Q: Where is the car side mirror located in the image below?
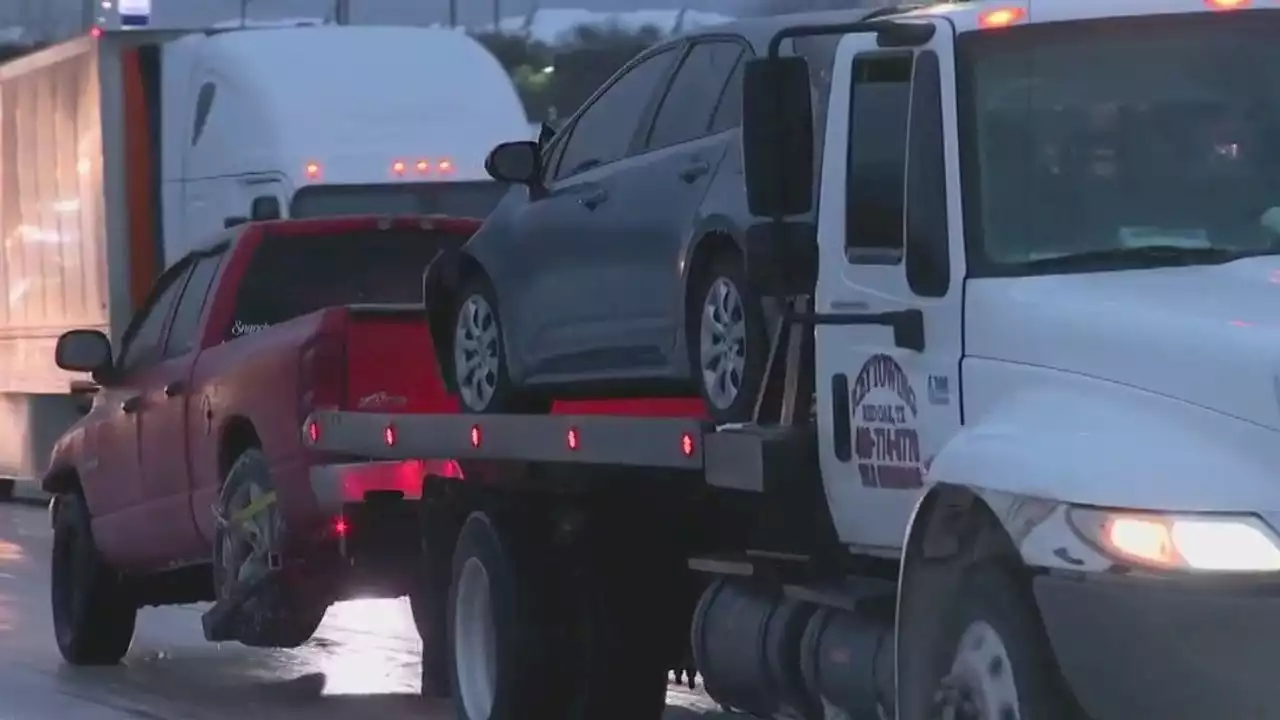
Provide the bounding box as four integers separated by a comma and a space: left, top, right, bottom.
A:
55, 329, 113, 376
742, 56, 815, 217
224, 216, 248, 229
485, 141, 541, 185
250, 195, 282, 221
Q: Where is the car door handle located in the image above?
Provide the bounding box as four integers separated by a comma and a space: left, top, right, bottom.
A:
579, 188, 608, 210
121, 395, 143, 414
679, 161, 711, 183
164, 380, 188, 397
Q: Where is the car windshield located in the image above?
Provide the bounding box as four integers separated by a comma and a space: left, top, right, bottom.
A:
961, 12, 1280, 271
290, 181, 509, 220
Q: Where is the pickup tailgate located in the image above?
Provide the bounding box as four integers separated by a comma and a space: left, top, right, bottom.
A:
339, 304, 457, 414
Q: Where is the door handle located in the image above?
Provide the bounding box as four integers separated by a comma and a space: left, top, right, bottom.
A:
578, 188, 609, 210
678, 161, 710, 183
121, 395, 143, 414
164, 380, 188, 397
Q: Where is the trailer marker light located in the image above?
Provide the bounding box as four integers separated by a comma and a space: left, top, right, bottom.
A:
979, 7, 1025, 27
334, 517, 349, 536
384, 424, 397, 447
306, 420, 319, 444
90, 26, 103, 38
567, 427, 580, 451
681, 432, 695, 458
470, 424, 482, 448
438, 159, 454, 173
416, 160, 430, 172
1207, 0, 1247, 8
392, 160, 406, 175
305, 162, 321, 180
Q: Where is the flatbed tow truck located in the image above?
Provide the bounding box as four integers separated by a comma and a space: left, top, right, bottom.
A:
304, 1, 1280, 719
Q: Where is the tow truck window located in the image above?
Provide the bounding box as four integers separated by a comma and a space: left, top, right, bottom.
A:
962, 14, 1280, 274
164, 252, 224, 357
226, 230, 442, 341
290, 182, 508, 221
846, 52, 914, 264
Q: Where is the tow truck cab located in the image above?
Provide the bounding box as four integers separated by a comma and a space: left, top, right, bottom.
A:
741, 1, 1280, 717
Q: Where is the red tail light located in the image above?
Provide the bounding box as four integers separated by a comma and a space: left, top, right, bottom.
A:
300, 329, 347, 413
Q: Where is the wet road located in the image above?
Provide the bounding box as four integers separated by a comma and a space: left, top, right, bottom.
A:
0, 502, 728, 719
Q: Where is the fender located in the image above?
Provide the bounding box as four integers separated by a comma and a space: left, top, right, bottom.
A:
677, 215, 747, 355
928, 368, 1280, 513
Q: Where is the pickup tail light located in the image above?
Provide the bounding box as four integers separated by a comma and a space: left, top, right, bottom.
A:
300, 329, 347, 413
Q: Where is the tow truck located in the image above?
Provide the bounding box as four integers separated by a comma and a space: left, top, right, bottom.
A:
306, 1, 1280, 718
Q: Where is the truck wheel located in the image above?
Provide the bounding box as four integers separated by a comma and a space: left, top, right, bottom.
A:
50, 493, 136, 665
923, 564, 1075, 720
448, 512, 556, 720
688, 253, 767, 424
451, 276, 547, 415
411, 523, 453, 698
213, 448, 325, 648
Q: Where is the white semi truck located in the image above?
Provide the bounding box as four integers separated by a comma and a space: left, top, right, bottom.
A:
282, 0, 1280, 718
0, 22, 528, 495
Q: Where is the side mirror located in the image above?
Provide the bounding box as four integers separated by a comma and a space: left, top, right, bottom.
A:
742, 56, 815, 217
485, 141, 540, 185
224, 216, 248, 229
55, 329, 113, 374
250, 195, 282, 221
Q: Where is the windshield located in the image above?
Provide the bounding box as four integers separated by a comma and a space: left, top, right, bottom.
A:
961, 13, 1280, 272
290, 181, 510, 220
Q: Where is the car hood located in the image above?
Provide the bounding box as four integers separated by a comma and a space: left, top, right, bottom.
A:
966, 256, 1280, 430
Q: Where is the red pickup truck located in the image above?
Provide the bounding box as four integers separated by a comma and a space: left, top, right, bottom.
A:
44, 214, 477, 665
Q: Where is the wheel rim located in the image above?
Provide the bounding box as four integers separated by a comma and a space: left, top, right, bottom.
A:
455, 557, 498, 719
455, 294, 500, 411
699, 277, 747, 410
938, 620, 1022, 720
218, 481, 279, 598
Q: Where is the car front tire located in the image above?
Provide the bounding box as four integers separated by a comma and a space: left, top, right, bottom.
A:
451, 276, 546, 414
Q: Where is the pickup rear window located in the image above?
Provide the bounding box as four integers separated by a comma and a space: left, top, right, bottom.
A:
290, 181, 509, 220
228, 229, 441, 340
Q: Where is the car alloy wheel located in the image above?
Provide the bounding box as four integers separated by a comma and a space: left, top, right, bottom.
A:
699, 277, 748, 411
455, 293, 501, 412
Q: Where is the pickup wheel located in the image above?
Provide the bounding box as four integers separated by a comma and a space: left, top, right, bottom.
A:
213, 449, 325, 648
451, 276, 547, 415
50, 492, 136, 665
688, 253, 768, 424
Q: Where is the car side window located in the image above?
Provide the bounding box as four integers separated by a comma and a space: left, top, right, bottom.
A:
164, 252, 225, 357
117, 264, 191, 371
647, 41, 744, 150
845, 52, 914, 265
708, 51, 746, 133
554, 48, 679, 181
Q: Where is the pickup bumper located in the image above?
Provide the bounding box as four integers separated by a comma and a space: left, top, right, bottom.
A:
308, 458, 461, 514
1035, 572, 1280, 719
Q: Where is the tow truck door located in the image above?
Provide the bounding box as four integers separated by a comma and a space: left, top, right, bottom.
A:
813, 20, 965, 550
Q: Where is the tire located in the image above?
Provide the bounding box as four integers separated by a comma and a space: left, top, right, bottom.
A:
448, 512, 558, 720
411, 522, 453, 698
908, 563, 1076, 720
451, 276, 548, 415
688, 252, 769, 425
212, 448, 325, 649
50, 492, 136, 665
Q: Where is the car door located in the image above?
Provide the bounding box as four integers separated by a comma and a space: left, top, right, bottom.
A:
136, 248, 226, 566
90, 260, 190, 567
609, 38, 747, 360
511, 46, 681, 377
813, 28, 963, 550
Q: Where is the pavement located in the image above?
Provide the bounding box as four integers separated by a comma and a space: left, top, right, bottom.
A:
0, 502, 731, 720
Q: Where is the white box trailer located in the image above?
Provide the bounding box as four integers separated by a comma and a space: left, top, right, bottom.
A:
0, 23, 530, 490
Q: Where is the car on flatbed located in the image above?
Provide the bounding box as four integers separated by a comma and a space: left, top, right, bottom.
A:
43, 214, 479, 662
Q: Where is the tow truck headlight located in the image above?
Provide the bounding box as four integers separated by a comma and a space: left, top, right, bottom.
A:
1067, 508, 1280, 572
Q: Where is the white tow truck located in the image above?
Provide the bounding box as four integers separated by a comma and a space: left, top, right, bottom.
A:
304, 0, 1280, 718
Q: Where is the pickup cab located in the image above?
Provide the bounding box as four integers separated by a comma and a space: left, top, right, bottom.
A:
43, 214, 478, 664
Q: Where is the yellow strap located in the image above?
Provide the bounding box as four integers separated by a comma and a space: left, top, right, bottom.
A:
229, 490, 277, 525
